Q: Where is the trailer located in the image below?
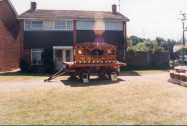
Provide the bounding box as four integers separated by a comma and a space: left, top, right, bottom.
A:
44, 42, 126, 83
169, 66, 187, 87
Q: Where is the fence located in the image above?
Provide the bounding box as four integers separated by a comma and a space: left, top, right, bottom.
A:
126, 52, 170, 68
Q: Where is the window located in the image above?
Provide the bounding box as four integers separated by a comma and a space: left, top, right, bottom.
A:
55, 21, 66, 30
24, 20, 73, 31
31, 21, 43, 30
77, 21, 94, 30
65, 50, 71, 62
31, 49, 43, 65
66, 21, 73, 31
105, 22, 123, 31
55, 20, 73, 31
77, 20, 123, 31
25, 21, 31, 30
24, 21, 43, 31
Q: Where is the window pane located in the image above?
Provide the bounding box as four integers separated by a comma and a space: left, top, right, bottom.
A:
65, 50, 71, 62
25, 21, 31, 30
32, 21, 43, 30
55, 50, 63, 61
66, 21, 73, 31
55, 21, 66, 29
77, 21, 94, 30
32, 49, 43, 65
105, 22, 123, 31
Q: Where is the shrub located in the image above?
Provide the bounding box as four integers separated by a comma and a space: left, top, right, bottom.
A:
127, 41, 165, 53
19, 57, 30, 72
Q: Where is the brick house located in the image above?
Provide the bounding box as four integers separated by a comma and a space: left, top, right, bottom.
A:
17, 2, 129, 70
0, 0, 22, 71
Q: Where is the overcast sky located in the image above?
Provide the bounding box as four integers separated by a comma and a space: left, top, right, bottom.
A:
10, 0, 187, 41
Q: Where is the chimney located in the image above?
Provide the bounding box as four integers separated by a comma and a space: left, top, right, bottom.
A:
31, 2, 37, 11
112, 4, 117, 14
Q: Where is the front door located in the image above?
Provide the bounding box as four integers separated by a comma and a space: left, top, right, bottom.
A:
54, 47, 73, 70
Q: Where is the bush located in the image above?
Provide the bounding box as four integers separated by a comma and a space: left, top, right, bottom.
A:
19, 58, 30, 72
127, 41, 165, 53
127, 43, 149, 53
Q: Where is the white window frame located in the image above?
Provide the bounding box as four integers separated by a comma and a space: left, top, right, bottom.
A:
24, 20, 44, 31
53, 46, 73, 63
76, 20, 123, 31
55, 20, 73, 31
76, 20, 95, 30
31, 21, 43, 30
105, 21, 123, 31
31, 49, 43, 65
24, 20, 73, 31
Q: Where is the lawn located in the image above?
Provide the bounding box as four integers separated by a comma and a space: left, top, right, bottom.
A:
0, 72, 47, 81
0, 70, 187, 125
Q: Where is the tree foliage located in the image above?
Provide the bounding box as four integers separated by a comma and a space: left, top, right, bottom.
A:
127, 36, 176, 53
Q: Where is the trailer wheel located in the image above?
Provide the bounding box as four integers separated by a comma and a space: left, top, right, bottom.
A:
110, 72, 118, 82
69, 75, 77, 80
80, 73, 90, 84
98, 72, 106, 79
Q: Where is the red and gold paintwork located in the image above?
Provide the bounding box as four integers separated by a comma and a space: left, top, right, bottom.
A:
45, 42, 126, 82
64, 42, 126, 70
169, 66, 187, 87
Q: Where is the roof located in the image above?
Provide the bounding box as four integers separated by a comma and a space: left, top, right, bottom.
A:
18, 9, 129, 21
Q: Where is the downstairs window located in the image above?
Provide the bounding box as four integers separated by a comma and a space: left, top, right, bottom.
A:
31, 49, 43, 65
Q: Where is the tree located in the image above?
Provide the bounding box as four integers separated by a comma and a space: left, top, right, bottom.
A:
127, 40, 165, 53
129, 35, 144, 45
156, 37, 166, 46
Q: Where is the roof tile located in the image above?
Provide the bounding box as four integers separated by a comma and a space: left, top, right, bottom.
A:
18, 9, 129, 21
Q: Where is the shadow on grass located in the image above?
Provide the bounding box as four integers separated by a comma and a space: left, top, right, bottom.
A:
61, 77, 125, 87
0, 71, 47, 77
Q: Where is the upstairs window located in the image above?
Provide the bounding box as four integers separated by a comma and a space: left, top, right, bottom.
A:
24, 21, 43, 31
25, 21, 31, 31
25, 20, 73, 31
55, 20, 73, 31
31, 21, 43, 30
77, 21, 94, 30
105, 22, 123, 31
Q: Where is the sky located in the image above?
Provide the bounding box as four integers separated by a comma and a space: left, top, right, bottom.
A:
10, 0, 187, 41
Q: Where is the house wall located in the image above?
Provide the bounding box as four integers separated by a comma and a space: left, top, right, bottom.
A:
23, 20, 127, 63
0, 0, 21, 71
24, 31, 74, 48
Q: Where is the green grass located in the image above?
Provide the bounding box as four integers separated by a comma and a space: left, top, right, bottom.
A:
0, 72, 47, 81
0, 70, 187, 125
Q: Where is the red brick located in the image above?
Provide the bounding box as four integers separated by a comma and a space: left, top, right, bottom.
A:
0, 0, 21, 71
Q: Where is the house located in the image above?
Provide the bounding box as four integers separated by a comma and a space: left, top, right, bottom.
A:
0, 0, 21, 71
17, 2, 129, 71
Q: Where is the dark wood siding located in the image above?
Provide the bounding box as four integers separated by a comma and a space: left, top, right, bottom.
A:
24, 30, 126, 60
77, 30, 124, 45
24, 31, 73, 48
